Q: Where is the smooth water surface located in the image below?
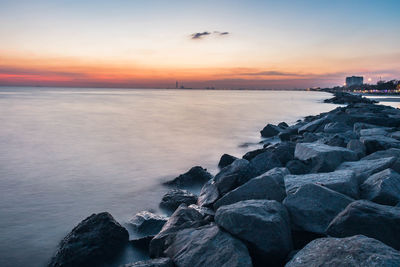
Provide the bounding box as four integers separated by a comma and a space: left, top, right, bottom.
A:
0, 88, 337, 266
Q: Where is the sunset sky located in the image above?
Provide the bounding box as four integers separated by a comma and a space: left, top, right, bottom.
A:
1, 0, 399, 89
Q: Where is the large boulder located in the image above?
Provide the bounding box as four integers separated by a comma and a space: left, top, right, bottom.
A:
197, 180, 219, 207
215, 200, 292, 266
360, 135, 400, 154
260, 123, 281, 137
286, 235, 400, 267
268, 142, 296, 165
298, 116, 330, 134
163, 166, 212, 187
284, 170, 358, 199
294, 142, 357, 172
283, 183, 354, 234
149, 204, 205, 257
336, 156, 397, 183
362, 147, 400, 160
360, 169, 400, 206
165, 224, 252, 267
323, 122, 351, 134
359, 127, 390, 136
242, 148, 267, 161
239, 151, 282, 185
346, 139, 366, 158
326, 200, 400, 250
48, 212, 129, 267
218, 154, 238, 168
122, 258, 173, 267
128, 211, 168, 238
159, 189, 197, 211
213, 159, 249, 195
285, 160, 310, 175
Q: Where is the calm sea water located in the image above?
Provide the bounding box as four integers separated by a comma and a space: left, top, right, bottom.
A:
0, 87, 338, 266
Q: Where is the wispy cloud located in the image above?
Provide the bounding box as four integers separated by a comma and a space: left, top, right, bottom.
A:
190, 31, 230, 40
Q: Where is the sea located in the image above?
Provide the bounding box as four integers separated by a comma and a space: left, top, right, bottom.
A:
0, 87, 342, 266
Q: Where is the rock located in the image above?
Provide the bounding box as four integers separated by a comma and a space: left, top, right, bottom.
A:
163, 166, 212, 187
327, 200, 400, 250
218, 154, 238, 168
129, 236, 153, 251
286, 235, 400, 267
279, 125, 301, 141
359, 127, 390, 136
188, 204, 215, 217
362, 148, 400, 160
278, 122, 289, 128
128, 211, 168, 238
346, 139, 366, 158
122, 258, 174, 267
48, 212, 129, 267
353, 122, 389, 135
213, 159, 249, 195
159, 189, 197, 211
299, 132, 319, 143
324, 92, 377, 104
268, 142, 296, 165
260, 123, 281, 137
215, 200, 292, 266
285, 160, 310, 175
197, 179, 219, 207
323, 135, 346, 147
165, 224, 252, 267
283, 183, 354, 234
336, 156, 397, 183
284, 170, 358, 199
390, 131, 400, 140
360, 135, 400, 154
298, 116, 330, 134
149, 204, 205, 258
360, 169, 400, 206
239, 151, 282, 185
242, 148, 267, 161
214, 167, 289, 209
323, 122, 351, 134
294, 142, 357, 172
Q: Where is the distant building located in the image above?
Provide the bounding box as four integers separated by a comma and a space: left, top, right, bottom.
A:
176, 81, 178, 89
345, 76, 363, 87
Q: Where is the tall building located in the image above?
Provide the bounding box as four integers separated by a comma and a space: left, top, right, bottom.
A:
345, 76, 363, 87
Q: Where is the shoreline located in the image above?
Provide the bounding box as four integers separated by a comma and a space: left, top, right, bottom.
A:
48, 92, 400, 267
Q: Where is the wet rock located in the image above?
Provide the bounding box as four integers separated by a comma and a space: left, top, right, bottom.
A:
390, 131, 400, 140
360, 135, 400, 154
163, 166, 212, 187
363, 148, 400, 160
283, 183, 354, 234
327, 200, 400, 250
324, 92, 377, 104
213, 159, 249, 195
260, 123, 281, 137
197, 180, 219, 207
128, 211, 168, 238
359, 127, 390, 136
323, 135, 346, 147
284, 170, 358, 199
159, 189, 197, 211
129, 236, 153, 251
214, 167, 289, 209
353, 122, 388, 135
165, 224, 252, 267
285, 160, 310, 175
242, 148, 267, 161
298, 116, 330, 134
188, 204, 215, 217
218, 154, 238, 168
279, 125, 301, 141
215, 200, 292, 266
149, 204, 205, 258
286, 235, 400, 267
295, 142, 357, 172
268, 142, 296, 165
346, 139, 366, 158
239, 151, 282, 185
278, 122, 289, 128
336, 156, 397, 183
299, 132, 319, 143
48, 212, 129, 267
323, 122, 351, 134
360, 169, 400, 206
122, 257, 174, 267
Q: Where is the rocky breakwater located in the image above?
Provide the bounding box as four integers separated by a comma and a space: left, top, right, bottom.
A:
48, 92, 400, 267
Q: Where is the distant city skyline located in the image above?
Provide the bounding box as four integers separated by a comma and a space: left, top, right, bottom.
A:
0, 0, 399, 89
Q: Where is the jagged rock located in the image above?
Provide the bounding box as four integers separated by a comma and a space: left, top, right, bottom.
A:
353, 122, 389, 135
359, 127, 390, 136
279, 125, 301, 141
285, 160, 310, 175
336, 156, 397, 183
323, 135, 346, 147
149, 204, 205, 257
299, 132, 319, 143
213, 159, 249, 195
215, 200, 292, 266
284, 170, 358, 199
278, 122, 289, 128
239, 151, 282, 185
214, 167, 289, 209
188, 204, 215, 217
48, 212, 129, 267
286, 235, 400, 267
122, 258, 173, 267
159, 189, 197, 211
128, 211, 168, 237
390, 131, 400, 140
260, 123, 281, 137
283, 183, 353, 234
360, 169, 400, 206
327, 200, 400, 250
165, 224, 252, 267
295, 142, 357, 172
298, 116, 330, 134
242, 148, 267, 161
218, 154, 238, 168
163, 166, 212, 187
346, 139, 366, 158
268, 142, 296, 165
363, 148, 400, 160
323, 122, 351, 134
360, 135, 400, 154
324, 92, 377, 104
197, 180, 219, 207
129, 236, 153, 251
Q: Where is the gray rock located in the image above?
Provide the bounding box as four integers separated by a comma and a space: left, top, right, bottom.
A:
242, 148, 267, 161
278, 122, 289, 128
360, 169, 400, 206
260, 123, 281, 137
360, 135, 400, 154
188, 204, 215, 217
336, 156, 397, 183
218, 154, 238, 168
359, 127, 390, 136
362, 148, 400, 160
149, 204, 205, 258
346, 139, 366, 158
122, 258, 173, 267
295, 142, 357, 172
285, 160, 310, 175
327, 200, 400, 250
286, 235, 400, 267
239, 151, 282, 185
323, 122, 351, 133
268, 142, 296, 165
165, 224, 252, 267
214, 167, 289, 209
213, 159, 249, 195
164, 166, 212, 187
197, 180, 219, 207
215, 200, 292, 265
48, 212, 129, 267
128, 211, 168, 238
159, 189, 197, 211
284, 170, 359, 199
390, 131, 400, 140
298, 116, 330, 134
323, 134, 346, 147
283, 183, 354, 234
353, 122, 389, 135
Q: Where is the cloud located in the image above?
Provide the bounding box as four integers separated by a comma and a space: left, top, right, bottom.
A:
190, 31, 230, 40
238, 70, 305, 77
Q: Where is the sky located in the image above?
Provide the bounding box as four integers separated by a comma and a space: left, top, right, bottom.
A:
0, 0, 399, 89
